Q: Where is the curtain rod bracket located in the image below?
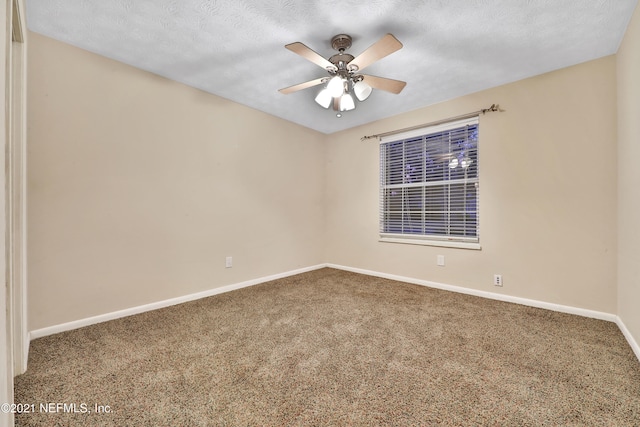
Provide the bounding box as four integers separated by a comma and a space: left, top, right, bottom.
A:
480, 103, 499, 114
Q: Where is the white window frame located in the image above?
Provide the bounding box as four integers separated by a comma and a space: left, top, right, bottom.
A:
379, 116, 481, 250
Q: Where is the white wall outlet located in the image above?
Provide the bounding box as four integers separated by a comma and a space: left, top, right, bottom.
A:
225, 256, 233, 268
437, 255, 445, 266
493, 274, 503, 286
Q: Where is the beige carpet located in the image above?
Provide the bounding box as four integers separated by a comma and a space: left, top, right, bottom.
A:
14, 268, 640, 426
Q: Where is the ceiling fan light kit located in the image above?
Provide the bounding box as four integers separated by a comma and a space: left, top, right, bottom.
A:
279, 33, 406, 117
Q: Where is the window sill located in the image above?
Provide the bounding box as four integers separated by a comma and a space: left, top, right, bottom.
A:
379, 237, 481, 250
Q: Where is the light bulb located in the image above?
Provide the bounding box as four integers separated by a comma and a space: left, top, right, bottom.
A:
460, 157, 473, 168
353, 80, 372, 101
314, 88, 332, 109
327, 76, 345, 98
449, 158, 459, 169
339, 93, 355, 111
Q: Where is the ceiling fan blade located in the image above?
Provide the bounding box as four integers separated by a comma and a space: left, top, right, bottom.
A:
285, 42, 337, 71
361, 75, 406, 94
278, 77, 326, 94
349, 33, 403, 72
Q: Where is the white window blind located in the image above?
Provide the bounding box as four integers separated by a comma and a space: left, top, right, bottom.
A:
379, 117, 479, 245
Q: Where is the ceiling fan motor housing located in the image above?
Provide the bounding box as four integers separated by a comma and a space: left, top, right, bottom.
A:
329, 34, 357, 73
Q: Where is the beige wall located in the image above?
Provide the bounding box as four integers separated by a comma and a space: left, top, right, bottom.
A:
27, 33, 326, 331
28, 30, 623, 332
618, 4, 640, 348
326, 56, 618, 313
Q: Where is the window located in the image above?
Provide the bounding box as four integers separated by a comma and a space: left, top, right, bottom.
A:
379, 117, 480, 249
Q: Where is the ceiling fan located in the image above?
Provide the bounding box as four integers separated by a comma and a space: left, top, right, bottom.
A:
279, 33, 406, 115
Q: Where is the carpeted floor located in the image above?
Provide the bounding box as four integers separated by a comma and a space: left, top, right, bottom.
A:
14, 268, 640, 426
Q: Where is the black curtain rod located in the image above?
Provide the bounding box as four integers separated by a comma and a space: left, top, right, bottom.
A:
361, 104, 500, 141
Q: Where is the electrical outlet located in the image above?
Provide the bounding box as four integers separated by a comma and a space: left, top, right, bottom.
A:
493, 274, 503, 287
225, 256, 233, 268
437, 255, 445, 266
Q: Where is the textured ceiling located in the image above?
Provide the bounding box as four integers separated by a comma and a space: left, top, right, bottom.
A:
27, 0, 638, 134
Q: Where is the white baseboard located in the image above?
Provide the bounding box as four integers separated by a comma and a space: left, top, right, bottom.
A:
29, 264, 327, 340
616, 317, 640, 363
29, 262, 639, 365
327, 264, 640, 362
326, 264, 618, 322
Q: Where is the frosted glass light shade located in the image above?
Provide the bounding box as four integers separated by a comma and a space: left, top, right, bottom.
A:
353, 80, 372, 101
314, 88, 332, 108
339, 93, 355, 111
327, 76, 345, 98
